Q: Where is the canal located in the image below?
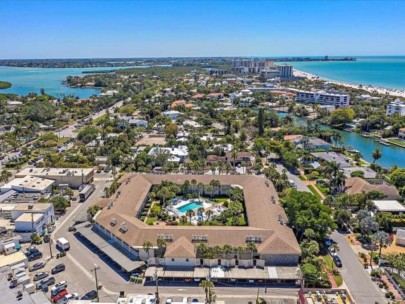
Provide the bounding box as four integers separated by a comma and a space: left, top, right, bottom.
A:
278, 113, 405, 168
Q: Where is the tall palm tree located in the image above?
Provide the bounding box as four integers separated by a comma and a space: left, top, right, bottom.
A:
156, 238, 167, 258
231, 148, 239, 172
205, 210, 214, 223
143, 241, 153, 262
186, 210, 195, 224
200, 280, 215, 304
191, 179, 197, 193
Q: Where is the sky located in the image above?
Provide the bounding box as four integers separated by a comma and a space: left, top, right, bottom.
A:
1, 0, 405, 59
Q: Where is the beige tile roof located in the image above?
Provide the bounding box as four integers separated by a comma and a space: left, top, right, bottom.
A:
164, 236, 195, 258
95, 174, 300, 257
345, 177, 400, 199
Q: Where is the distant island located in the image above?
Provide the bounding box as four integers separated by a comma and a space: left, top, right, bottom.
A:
0, 80, 12, 89
0, 56, 356, 68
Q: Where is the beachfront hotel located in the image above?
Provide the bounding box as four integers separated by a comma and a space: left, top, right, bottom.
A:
386, 99, 405, 116
292, 89, 350, 107
77, 174, 301, 284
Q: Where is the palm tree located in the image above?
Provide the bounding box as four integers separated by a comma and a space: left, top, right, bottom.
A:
197, 182, 204, 199
231, 148, 239, 172
191, 179, 197, 193
0, 169, 12, 183
372, 148, 382, 163
180, 215, 187, 225
200, 280, 215, 304
205, 185, 214, 198
186, 210, 195, 224
225, 162, 232, 175
156, 238, 167, 258
143, 241, 153, 262
197, 207, 204, 216
205, 210, 214, 223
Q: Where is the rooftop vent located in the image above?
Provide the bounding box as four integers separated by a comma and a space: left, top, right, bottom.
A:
157, 234, 174, 242
28, 204, 34, 209
192, 235, 208, 242
245, 235, 262, 243
119, 222, 128, 233
110, 218, 117, 226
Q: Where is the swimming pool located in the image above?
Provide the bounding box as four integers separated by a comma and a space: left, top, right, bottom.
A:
177, 201, 203, 213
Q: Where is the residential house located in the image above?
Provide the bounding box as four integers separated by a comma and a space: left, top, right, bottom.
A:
345, 177, 400, 199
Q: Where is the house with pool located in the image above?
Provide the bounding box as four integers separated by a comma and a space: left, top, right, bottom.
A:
80, 174, 301, 285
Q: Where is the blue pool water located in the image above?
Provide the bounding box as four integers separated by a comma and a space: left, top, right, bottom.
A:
177, 201, 202, 213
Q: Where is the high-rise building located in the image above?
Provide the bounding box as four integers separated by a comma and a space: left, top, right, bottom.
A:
294, 89, 350, 107
276, 64, 293, 78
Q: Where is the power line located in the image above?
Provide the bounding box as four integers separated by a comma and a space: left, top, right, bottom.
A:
91, 264, 101, 302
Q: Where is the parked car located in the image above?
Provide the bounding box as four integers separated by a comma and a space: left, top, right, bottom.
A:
52, 289, 68, 303
166, 298, 173, 304
43, 235, 50, 243
29, 262, 45, 272
36, 276, 55, 289
51, 282, 67, 297
28, 251, 43, 261
25, 247, 39, 256
33, 272, 49, 281
81, 290, 97, 300
51, 264, 66, 274
68, 226, 76, 232
333, 256, 343, 268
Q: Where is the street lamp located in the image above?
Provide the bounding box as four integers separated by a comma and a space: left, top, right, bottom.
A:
91, 264, 100, 302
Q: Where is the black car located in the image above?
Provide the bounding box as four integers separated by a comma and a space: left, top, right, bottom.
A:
25, 247, 39, 256
43, 235, 50, 243
81, 290, 97, 300
51, 264, 65, 275
28, 251, 43, 261
36, 276, 55, 290
333, 256, 343, 268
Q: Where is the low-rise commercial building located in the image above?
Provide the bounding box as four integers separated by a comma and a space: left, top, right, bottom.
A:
11, 203, 55, 225
0, 176, 55, 194
15, 168, 94, 188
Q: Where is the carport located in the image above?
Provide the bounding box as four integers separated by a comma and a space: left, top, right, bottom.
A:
76, 227, 144, 273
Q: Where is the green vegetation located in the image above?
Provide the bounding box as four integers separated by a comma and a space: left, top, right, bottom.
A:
323, 254, 343, 287
0, 81, 12, 89
307, 184, 323, 200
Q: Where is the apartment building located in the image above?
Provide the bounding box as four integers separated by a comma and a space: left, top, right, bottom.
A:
386, 99, 405, 116
294, 89, 350, 107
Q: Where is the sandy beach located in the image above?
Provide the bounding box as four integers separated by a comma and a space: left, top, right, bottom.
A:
294, 69, 405, 98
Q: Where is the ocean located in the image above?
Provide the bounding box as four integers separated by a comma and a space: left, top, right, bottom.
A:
0, 65, 146, 98
283, 56, 405, 90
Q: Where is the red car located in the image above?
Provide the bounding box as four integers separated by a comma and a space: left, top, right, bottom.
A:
52, 289, 68, 303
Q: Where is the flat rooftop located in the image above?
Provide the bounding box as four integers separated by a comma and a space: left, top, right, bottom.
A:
16, 213, 44, 223
12, 203, 52, 212
372, 200, 405, 212
95, 174, 300, 257
1, 175, 54, 191
16, 167, 94, 178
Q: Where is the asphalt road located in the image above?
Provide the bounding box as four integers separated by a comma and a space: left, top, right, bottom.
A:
331, 231, 387, 304
275, 164, 310, 193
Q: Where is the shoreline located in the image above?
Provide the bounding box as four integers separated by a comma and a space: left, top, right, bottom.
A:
293, 69, 405, 98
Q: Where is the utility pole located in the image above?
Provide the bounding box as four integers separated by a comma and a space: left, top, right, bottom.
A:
48, 235, 53, 258
256, 287, 259, 304
91, 264, 100, 302
154, 267, 160, 304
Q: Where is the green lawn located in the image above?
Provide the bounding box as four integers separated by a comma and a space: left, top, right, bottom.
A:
151, 203, 161, 213
0, 80, 12, 89
388, 138, 405, 148
146, 217, 157, 225
323, 255, 343, 287
316, 184, 329, 196
307, 185, 323, 200
392, 272, 405, 290
93, 114, 108, 125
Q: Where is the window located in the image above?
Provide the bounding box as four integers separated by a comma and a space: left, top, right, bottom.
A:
186, 259, 189, 262
171, 258, 175, 262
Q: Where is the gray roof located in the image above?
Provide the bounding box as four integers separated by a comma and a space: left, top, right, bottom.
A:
397, 229, 405, 240
0, 266, 35, 304
76, 226, 144, 272
372, 200, 405, 212
311, 152, 352, 168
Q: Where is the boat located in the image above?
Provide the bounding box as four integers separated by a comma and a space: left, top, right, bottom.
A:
361, 133, 372, 138
380, 141, 391, 146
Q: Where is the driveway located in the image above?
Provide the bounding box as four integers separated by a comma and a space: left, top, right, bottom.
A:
331, 231, 387, 304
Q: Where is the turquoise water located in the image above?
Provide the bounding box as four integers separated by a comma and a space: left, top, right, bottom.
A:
177, 201, 202, 213
0, 65, 145, 98
279, 113, 405, 168
285, 56, 405, 90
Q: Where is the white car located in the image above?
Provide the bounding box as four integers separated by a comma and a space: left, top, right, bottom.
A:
166, 298, 173, 304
